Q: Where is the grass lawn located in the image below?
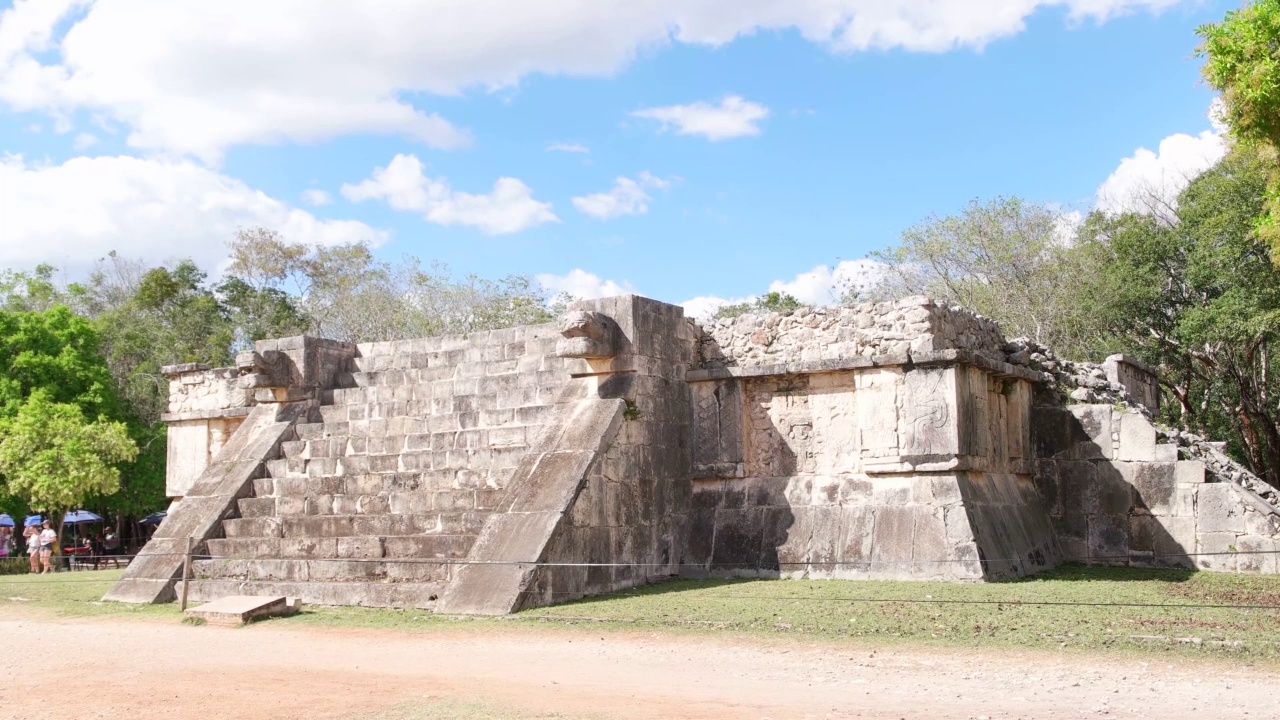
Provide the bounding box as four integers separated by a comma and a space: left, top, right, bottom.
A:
2, 564, 1278, 661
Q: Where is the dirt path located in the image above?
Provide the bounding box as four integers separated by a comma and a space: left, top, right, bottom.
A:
0, 614, 1273, 720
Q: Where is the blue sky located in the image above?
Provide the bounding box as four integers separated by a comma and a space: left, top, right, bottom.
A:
0, 0, 1233, 315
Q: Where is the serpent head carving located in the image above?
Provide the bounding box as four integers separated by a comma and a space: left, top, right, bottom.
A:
555, 310, 618, 359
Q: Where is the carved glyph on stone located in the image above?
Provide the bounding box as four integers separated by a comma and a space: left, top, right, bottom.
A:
555, 311, 619, 359
901, 367, 960, 459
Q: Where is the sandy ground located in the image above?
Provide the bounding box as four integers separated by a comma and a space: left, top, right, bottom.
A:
0, 614, 1274, 720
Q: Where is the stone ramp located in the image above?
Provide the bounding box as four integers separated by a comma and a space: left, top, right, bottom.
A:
437, 381, 626, 615
104, 401, 314, 604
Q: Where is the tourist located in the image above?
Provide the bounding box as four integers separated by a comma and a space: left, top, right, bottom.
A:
102, 526, 122, 568
38, 520, 56, 574
0, 526, 11, 559
23, 523, 40, 573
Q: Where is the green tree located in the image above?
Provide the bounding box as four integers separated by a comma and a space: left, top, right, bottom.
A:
0, 306, 121, 420
0, 390, 138, 540
1197, 0, 1280, 256
226, 228, 555, 342
1086, 147, 1280, 487
711, 291, 805, 320
870, 197, 1108, 359
0, 305, 166, 522
94, 261, 235, 425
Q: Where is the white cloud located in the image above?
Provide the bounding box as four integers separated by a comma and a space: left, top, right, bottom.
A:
301, 188, 331, 207
768, 259, 887, 305
0, 154, 386, 273
0, 1, 1183, 160
632, 96, 770, 141
680, 258, 887, 319
572, 171, 670, 220
680, 294, 753, 320
1095, 103, 1227, 218
72, 131, 96, 149
547, 142, 590, 153
341, 153, 558, 235
537, 269, 635, 299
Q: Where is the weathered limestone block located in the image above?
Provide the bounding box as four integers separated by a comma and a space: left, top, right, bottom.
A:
1118, 413, 1156, 462
1067, 405, 1112, 461
1197, 483, 1247, 534
1196, 532, 1239, 572
855, 368, 902, 465
1128, 462, 1176, 516
1174, 460, 1205, 484
1236, 536, 1279, 574
1088, 513, 1129, 565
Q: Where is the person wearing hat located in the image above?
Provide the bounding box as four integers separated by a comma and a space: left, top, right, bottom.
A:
23, 522, 40, 573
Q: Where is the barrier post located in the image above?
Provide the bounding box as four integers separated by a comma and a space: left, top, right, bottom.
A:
180, 536, 193, 611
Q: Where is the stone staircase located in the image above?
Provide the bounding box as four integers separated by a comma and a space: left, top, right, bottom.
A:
111, 295, 695, 613
186, 348, 557, 609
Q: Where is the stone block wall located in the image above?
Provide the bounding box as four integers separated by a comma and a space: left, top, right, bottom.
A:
1033, 405, 1280, 571
1102, 355, 1160, 414
684, 355, 1059, 582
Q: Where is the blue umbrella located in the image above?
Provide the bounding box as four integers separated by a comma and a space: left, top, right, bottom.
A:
0, 514, 13, 528
63, 510, 103, 525
23, 515, 42, 527
139, 511, 167, 526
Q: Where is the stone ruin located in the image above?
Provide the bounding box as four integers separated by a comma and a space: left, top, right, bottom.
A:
104, 294, 1280, 614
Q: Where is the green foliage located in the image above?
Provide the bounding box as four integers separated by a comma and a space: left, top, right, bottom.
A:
93, 260, 235, 425
623, 400, 642, 421
1198, 1, 1280, 256
226, 228, 557, 341
711, 291, 805, 320
0, 389, 138, 514
0, 306, 120, 421
0, 264, 65, 312
871, 197, 1108, 359
1198, 1, 1280, 148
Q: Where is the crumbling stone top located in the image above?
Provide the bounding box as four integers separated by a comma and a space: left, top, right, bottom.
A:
160, 362, 213, 376
692, 296, 1008, 370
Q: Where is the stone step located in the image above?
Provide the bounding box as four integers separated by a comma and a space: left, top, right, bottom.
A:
268, 452, 524, 489
186, 579, 446, 609
248, 474, 504, 501
243, 485, 492, 511
222, 513, 487, 541
193, 557, 453, 584
231, 507, 488, 534
207, 533, 475, 559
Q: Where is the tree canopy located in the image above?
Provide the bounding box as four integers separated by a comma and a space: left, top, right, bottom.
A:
1198, 0, 1280, 257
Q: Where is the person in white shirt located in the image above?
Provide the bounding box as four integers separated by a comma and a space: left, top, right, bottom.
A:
23, 523, 40, 573
38, 520, 56, 574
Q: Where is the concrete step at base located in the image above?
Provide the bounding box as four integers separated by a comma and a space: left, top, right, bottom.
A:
186, 578, 446, 609
207, 533, 476, 559
193, 557, 452, 584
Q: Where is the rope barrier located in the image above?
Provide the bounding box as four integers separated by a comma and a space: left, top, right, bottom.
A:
2, 547, 1278, 566
1, 575, 1276, 612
